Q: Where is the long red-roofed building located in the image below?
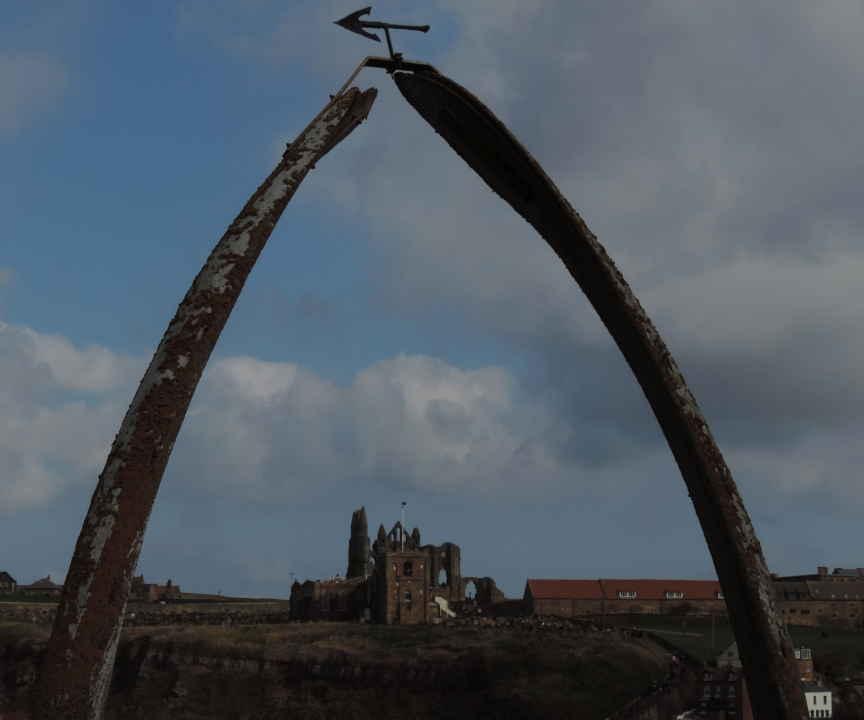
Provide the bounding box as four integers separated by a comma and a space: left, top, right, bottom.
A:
523, 578, 727, 618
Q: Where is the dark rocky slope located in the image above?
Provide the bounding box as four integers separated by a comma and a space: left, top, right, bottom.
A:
1, 620, 673, 719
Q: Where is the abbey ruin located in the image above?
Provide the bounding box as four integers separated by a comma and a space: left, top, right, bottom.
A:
290, 508, 504, 624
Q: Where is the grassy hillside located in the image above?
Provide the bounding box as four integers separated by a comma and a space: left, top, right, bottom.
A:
0, 621, 672, 720
616, 614, 864, 669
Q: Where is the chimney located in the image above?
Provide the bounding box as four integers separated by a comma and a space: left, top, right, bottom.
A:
817, 567, 827, 576
167, 579, 172, 589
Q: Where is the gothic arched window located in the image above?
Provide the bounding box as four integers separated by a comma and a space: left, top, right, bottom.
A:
403, 561, 413, 576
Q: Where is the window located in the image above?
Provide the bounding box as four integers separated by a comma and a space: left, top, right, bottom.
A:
852, 612, 858, 618
618, 591, 636, 598
728, 701, 736, 713
404, 590, 412, 611
703, 686, 710, 698
339, 591, 346, 611
728, 686, 735, 697
665, 591, 683, 599
790, 607, 797, 613
805, 664, 811, 672
322, 594, 330, 612
831, 613, 838, 618
716, 591, 724, 599
802, 609, 811, 615
700, 607, 710, 614
715, 686, 722, 697
817, 607, 823, 614
403, 561, 413, 576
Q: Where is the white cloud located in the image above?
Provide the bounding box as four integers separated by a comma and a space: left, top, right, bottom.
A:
170, 353, 579, 500
0, 265, 14, 294
645, 248, 864, 358
0, 321, 144, 515
21, 326, 145, 393
0, 51, 72, 136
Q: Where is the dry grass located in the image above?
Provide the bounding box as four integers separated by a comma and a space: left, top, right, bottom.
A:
1, 620, 672, 719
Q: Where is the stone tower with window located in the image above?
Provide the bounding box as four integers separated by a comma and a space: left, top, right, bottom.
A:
372, 521, 435, 624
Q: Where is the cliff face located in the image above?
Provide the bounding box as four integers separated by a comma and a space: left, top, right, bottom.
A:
1, 620, 672, 720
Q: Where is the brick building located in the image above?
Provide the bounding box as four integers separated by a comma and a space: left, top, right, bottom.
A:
291, 575, 364, 622
773, 567, 864, 628
844, 685, 864, 716
522, 566, 864, 626
696, 665, 753, 719
291, 507, 503, 624
523, 578, 727, 618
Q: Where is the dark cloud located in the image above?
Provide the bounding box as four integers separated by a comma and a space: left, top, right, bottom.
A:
303, 0, 864, 517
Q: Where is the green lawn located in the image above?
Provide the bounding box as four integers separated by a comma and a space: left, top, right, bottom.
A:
610, 614, 864, 667
610, 614, 736, 661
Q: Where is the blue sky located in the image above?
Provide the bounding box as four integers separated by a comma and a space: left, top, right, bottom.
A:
3, 1, 864, 600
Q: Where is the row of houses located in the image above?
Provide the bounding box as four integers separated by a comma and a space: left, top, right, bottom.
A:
2, 571, 279, 605
522, 567, 864, 627
691, 641, 864, 718
1, 572, 186, 602
522, 578, 728, 618
0, 571, 62, 597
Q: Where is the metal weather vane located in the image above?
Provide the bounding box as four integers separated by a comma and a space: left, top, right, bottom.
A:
335, 6, 429, 61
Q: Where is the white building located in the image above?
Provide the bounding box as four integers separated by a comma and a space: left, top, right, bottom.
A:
803, 680, 832, 718
717, 641, 742, 668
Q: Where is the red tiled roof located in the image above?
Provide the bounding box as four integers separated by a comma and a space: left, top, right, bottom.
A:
153, 585, 181, 596
600, 579, 722, 600
527, 580, 605, 599
527, 579, 722, 600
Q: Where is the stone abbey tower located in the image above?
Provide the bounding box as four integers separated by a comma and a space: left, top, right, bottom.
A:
292, 507, 504, 624
347, 507, 372, 579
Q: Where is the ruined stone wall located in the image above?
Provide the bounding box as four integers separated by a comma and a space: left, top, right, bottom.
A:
528, 597, 729, 619
0, 601, 291, 627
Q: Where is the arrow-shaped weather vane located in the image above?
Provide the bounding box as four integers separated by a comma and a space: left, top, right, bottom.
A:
335, 7, 429, 60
